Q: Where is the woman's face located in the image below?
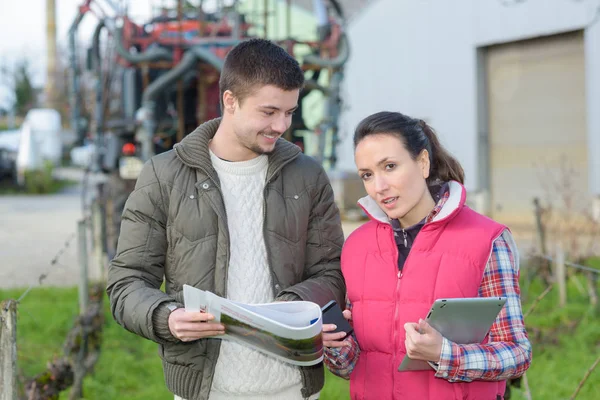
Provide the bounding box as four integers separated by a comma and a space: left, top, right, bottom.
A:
355, 133, 432, 225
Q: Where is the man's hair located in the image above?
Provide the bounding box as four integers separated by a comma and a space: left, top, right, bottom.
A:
219, 38, 305, 110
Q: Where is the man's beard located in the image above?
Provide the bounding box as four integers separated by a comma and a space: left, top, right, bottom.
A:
248, 144, 275, 155
245, 130, 279, 155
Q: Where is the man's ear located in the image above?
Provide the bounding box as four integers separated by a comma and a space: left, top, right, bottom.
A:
419, 149, 431, 179
222, 90, 236, 114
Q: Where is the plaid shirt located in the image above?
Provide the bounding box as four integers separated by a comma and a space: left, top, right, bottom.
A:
324, 191, 532, 382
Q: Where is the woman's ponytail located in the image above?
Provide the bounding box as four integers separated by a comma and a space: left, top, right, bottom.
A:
418, 120, 465, 185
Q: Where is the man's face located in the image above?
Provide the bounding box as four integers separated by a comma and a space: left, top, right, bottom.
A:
225, 85, 299, 158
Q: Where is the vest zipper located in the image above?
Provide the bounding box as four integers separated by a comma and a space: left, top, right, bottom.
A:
402, 229, 408, 247
391, 225, 401, 390
392, 223, 429, 373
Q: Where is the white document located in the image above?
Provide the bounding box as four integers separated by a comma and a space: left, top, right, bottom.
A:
183, 284, 324, 366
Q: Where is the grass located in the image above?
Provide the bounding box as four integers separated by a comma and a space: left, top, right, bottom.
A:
1, 272, 598, 400
509, 273, 600, 400
0, 178, 76, 195
0, 286, 349, 400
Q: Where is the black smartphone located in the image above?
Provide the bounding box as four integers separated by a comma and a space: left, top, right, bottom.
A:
321, 300, 353, 335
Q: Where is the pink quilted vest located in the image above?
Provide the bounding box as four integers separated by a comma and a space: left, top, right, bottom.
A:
343, 181, 507, 400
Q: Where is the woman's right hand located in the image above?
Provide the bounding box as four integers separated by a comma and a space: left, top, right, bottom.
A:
322, 310, 352, 348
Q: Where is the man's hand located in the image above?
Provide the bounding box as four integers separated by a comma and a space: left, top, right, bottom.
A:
323, 309, 352, 348
404, 318, 443, 362
168, 309, 226, 342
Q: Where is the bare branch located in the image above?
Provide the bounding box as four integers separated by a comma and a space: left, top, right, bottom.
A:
569, 355, 600, 400
524, 284, 554, 319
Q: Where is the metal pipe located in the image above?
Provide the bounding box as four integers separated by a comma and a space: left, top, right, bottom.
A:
326, 70, 343, 168
68, 7, 89, 145
113, 25, 173, 63
303, 79, 329, 95
91, 20, 106, 172
139, 46, 224, 161
140, 46, 225, 107
303, 33, 350, 68
315, 70, 342, 167
188, 46, 226, 71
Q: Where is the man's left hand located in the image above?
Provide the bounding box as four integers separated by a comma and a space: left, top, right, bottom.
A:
404, 319, 443, 362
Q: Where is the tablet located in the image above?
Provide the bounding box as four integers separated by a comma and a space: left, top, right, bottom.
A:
398, 297, 507, 372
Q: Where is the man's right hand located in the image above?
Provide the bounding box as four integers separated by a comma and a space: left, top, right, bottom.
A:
168, 309, 226, 342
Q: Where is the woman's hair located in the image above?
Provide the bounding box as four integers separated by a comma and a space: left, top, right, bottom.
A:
353, 111, 465, 185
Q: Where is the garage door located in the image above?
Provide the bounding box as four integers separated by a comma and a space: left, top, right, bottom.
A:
486, 31, 588, 229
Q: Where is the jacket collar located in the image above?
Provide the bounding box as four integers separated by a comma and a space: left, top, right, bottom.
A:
358, 180, 467, 226
173, 117, 302, 183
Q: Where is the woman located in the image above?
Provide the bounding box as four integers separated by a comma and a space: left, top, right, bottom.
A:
323, 112, 531, 400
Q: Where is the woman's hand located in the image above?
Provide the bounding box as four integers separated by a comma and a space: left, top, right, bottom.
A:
323, 310, 352, 348
404, 318, 443, 362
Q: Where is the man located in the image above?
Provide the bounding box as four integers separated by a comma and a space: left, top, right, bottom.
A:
107, 38, 346, 400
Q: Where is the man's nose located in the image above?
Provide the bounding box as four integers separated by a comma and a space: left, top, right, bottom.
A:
271, 115, 290, 134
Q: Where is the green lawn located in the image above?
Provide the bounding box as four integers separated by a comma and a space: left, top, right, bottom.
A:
0, 287, 349, 400
1, 272, 598, 399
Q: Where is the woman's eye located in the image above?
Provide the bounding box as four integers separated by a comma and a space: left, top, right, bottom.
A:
360, 173, 371, 180
385, 163, 396, 171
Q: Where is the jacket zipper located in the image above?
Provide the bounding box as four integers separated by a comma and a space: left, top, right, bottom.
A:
262, 178, 280, 297
259, 151, 301, 298
195, 171, 232, 297
195, 176, 229, 398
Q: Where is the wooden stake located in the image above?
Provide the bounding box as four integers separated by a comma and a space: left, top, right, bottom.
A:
0, 300, 18, 400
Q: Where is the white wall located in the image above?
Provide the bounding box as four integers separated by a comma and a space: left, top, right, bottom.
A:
337, 0, 600, 194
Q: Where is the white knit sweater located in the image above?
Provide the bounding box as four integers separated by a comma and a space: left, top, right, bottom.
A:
208, 150, 303, 399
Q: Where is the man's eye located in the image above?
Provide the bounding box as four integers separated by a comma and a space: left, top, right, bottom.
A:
263, 111, 274, 116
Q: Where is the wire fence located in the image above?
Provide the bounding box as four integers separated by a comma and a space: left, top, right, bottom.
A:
535, 253, 600, 275
1, 196, 107, 400
15, 231, 78, 305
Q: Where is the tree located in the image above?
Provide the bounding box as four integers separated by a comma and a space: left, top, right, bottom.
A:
0, 57, 38, 117
13, 59, 36, 116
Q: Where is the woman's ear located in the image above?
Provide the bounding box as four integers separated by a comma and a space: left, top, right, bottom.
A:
419, 149, 431, 179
